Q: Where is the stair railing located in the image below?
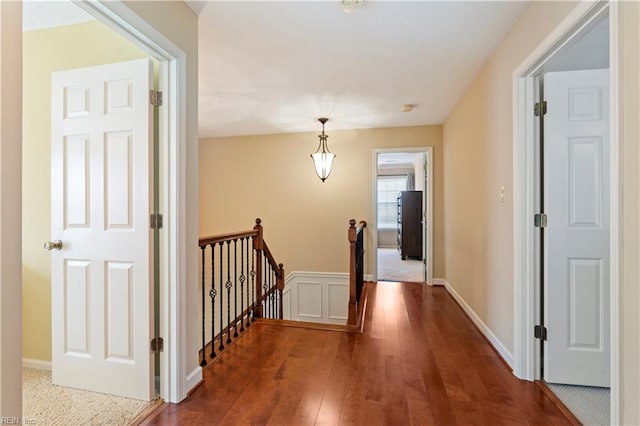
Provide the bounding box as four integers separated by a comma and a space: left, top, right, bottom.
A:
347, 219, 367, 326
198, 218, 284, 367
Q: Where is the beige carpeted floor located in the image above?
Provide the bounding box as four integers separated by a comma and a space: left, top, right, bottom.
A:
23, 368, 155, 425
547, 382, 610, 426
377, 248, 425, 282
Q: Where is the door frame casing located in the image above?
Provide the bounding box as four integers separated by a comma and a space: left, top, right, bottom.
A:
72, 0, 191, 403
372, 147, 433, 285
512, 0, 618, 422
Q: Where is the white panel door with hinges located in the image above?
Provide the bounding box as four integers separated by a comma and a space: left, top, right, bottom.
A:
50, 59, 154, 400
544, 68, 610, 387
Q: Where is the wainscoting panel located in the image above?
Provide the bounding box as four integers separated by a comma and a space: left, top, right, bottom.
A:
297, 281, 323, 319
327, 282, 349, 320
283, 272, 349, 325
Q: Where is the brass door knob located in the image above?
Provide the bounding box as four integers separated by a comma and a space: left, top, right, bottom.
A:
44, 240, 63, 251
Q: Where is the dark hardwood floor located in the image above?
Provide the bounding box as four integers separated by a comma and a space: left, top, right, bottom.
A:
141, 282, 572, 425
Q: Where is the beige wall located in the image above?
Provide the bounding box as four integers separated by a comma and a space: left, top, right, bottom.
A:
443, 0, 640, 423
0, 0, 23, 417
443, 0, 576, 360
199, 125, 444, 277
22, 21, 149, 361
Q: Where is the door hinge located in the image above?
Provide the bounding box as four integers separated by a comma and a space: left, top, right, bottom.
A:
150, 213, 163, 229
534, 325, 547, 341
534, 213, 548, 228
534, 101, 547, 116
150, 90, 163, 107
151, 337, 164, 353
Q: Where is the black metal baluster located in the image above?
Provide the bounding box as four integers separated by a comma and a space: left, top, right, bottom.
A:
272, 268, 276, 319
218, 243, 224, 351
250, 237, 256, 322
200, 245, 207, 366
239, 237, 246, 332
268, 258, 272, 318
263, 254, 268, 318
233, 239, 239, 338
267, 262, 271, 318
226, 241, 232, 344
278, 264, 284, 320
270, 262, 274, 318
271, 268, 275, 319
209, 243, 217, 359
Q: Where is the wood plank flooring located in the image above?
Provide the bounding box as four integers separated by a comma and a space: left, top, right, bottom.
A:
141, 282, 571, 425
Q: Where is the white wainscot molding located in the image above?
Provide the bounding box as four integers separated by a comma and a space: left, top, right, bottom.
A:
283, 272, 350, 325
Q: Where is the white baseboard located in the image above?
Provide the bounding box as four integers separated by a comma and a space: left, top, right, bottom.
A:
23, 358, 52, 370
441, 279, 514, 368
431, 278, 446, 286
186, 366, 203, 395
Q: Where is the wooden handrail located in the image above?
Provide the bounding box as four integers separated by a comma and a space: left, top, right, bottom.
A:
198, 229, 258, 247
263, 241, 281, 275
347, 219, 367, 326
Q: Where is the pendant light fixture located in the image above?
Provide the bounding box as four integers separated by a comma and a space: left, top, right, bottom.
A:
311, 117, 336, 182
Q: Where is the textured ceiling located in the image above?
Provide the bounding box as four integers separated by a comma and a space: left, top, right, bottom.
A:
23, 1, 531, 139
197, 1, 529, 138
23, 0, 94, 32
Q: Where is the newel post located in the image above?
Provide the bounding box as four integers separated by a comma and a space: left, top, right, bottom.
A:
253, 218, 264, 318
277, 263, 285, 319
347, 219, 357, 326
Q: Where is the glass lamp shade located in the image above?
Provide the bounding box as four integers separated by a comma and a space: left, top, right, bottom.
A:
311, 152, 336, 182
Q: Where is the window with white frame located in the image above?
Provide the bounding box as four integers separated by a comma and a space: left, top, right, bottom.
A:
377, 175, 407, 229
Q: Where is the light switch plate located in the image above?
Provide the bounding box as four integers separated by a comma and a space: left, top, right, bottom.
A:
499, 186, 505, 203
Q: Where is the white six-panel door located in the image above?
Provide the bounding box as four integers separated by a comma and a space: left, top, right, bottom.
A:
544, 69, 610, 387
50, 59, 154, 400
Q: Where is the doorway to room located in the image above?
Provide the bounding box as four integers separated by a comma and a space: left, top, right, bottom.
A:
373, 148, 433, 284
536, 10, 611, 424
22, 2, 160, 420
513, 2, 614, 424
19, 0, 188, 420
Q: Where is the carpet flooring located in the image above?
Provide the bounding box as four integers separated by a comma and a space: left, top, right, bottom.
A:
377, 247, 424, 282
547, 382, 610, 425
23, 368, 155, 425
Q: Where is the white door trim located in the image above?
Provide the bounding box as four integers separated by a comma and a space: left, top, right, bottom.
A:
512, 0, 618, 422
73, 0, 190, 403
372, 147, 433, 285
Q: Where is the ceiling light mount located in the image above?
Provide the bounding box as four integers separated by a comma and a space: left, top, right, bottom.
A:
340, 0, 365, 14
311, 118, 336, 182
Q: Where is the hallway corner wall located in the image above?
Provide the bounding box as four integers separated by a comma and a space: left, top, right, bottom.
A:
442, 0, 577, 358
